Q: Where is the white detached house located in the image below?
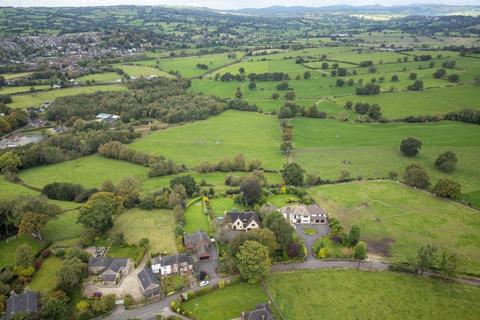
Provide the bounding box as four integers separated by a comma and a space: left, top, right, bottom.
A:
224, 212, 260, 231
280, 204, 328, 225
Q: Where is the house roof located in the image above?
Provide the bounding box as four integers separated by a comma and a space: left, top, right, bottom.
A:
280, 204, 326, 218
138, 267, 160, 291
88, 256, 113, 268
101, 273, 117, 282
244, 303, 275, 320
160, 253, 194, 267
6, 291, 39, 319
225, 211, 260, 227
184, 231, 209, 248
106, 258, 129, 273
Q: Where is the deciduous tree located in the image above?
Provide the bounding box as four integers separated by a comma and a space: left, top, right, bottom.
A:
235, 240, 271, 284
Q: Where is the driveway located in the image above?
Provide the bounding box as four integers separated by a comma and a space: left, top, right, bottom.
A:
196, 247, 219, 279
293, 223, 330, 260
84, 255, 147, 301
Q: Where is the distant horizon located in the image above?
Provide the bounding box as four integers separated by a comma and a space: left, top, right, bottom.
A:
3, 1, 480, 10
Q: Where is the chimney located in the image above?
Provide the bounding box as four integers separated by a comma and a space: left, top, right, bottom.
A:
240, 311, 245, 320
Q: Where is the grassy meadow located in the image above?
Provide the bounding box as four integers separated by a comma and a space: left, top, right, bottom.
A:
131, 110, 285, 169
292, 118, 480, 193
267, 269, 480, 320
110, 208, 177, 254
309, 181, 480, 274
7, 84, 127, 109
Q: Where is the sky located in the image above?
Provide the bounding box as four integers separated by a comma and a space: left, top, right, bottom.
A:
3, 1, 480, 10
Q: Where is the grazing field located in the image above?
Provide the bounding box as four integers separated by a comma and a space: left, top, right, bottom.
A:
29, 257, 63, 291
19, 155, 149, 189
131, 110, 285, 169
7, 84, 127, 109
184, 200, 211, 233
0, 236, 45, 268
267, 269, 480, 320
42, 210, 85, 244
181, 282, 268, 320
0, 72, 31, 79
0, 177, 38, 200
309, 181, 480, 275
335, 85, 480, 119
76, 72, 121, 83
0, 85, 50, 94
115, 64, 173, 78
151, 52, 244, 78
292, 118, 480, 193
110, 208, 177, 254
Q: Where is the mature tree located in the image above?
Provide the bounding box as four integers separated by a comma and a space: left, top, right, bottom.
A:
40, 290, 70, 320
284, 91, 296, 101
354, 241, 367, 260
403, 164, 430, 189
348, 225, 361, 246
248, 81, 256, 90
0, 152, 21, 173
235, 240, 271, 284
434, 151, 457, 173
77, 192, 123, 233
409, 72, 417, 80
18, 212, 48, 240
433, 68, 446, 79
169, 175, 199, 197
367, 104, 382, 120
303, 71, 311, 80
15, 244, 34, 268
115, 177, 141, 208
276, 81, 289, 91
57, 259, 87, 293
415, 244, 438, 275
438, 249, 461, 278
391, 74, 399, 82
263, 212, 295, 250
400, 137, 422, 156
448, 74, 460, 82
281, 162, 305, 186
271, 93, 279, 100
408, 80, 424, 91
230, 228, 279, 257
235, 87, 243, 99
240, 176, 263, 206
433, 179, 461, 199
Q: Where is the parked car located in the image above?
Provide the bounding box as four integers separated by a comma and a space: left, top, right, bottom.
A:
92, 291, 103, 298
199, 280, 209, 287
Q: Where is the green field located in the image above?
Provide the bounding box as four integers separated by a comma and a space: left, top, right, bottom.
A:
0, 85, 50, 95
0, 236, 45, 268
116, 64, 173, 78
29, 257, 63, 291
182, 282, 268, 320
309, 181, 480, 274
7, 84, 127, 109
209, 197, 245, 217
43, 210, 85, 244
110, 208, 177, 254
267, 269, 480, 320
131, 110, 285, 170
0, 177, 38, 200
0, 72, 31, 79
76, 72, 122, 83
335, 85, 480, 119
292, 118, 480, 193
19, 155, 149, 190
184, 200, 211, 233
151, 52, 244, 78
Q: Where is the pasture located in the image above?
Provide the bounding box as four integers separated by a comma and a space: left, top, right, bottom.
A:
267, 269, 480, 320
131, 110, 285, 170
110, 208, 177, 254
309, 181, 480, 275
181, 282, 268, 320
43, 210, 85, 244
292, 118, 480, 193
0, 177, 38, 200
115, 64, 173, 78
6, 84, 127, 109
0, 85, 50, 95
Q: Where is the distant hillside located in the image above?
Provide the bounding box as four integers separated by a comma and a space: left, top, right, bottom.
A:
231, 4, 480, 16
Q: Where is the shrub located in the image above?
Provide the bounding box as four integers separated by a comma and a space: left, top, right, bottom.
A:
400, 137, 422, 156
434, 151, 457, 173
433, 179, 461, 199
354, 241, 367, 260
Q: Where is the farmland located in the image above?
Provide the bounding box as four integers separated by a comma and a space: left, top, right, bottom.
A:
267, 269, 480, 320
309, 181, 480, 275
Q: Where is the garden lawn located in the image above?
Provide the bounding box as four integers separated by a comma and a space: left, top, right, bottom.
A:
209, 197, 245, 217
110, 208, 177, 255
265, 194, 301, 208
309, 180, 480, 275
131, 110, 285, 170
184, 200, 210, 233
7, 84, 127, 109
0, 236, 45, 268
29, 257, 63, 291
292, 118, 480, 193
267, 269, 480, 320
19, 155, 149, 190
182, 282, 267, 320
